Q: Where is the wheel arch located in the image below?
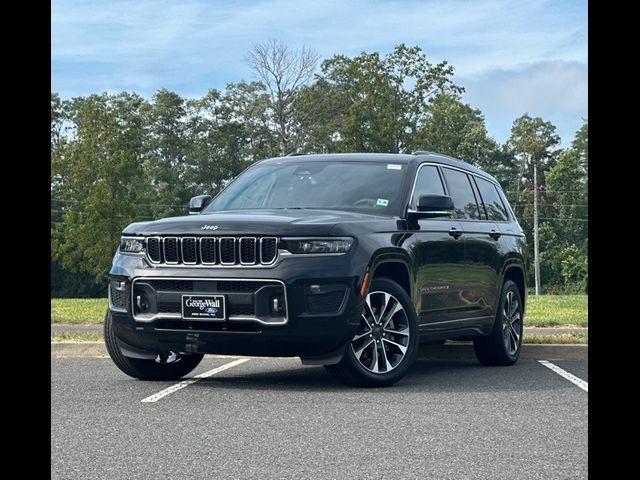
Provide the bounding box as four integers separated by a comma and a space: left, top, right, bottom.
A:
366, 250, 413, 298
502, 264, 526, 313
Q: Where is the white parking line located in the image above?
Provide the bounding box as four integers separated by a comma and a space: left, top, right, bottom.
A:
141, 358, 250, 403
538, 360, 588, 392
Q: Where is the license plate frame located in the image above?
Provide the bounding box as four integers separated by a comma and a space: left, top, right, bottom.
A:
181, 294, 226, 321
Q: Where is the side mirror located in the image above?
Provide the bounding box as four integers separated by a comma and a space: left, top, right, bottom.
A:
412, 194, 454, 218
189, 195, 212, 214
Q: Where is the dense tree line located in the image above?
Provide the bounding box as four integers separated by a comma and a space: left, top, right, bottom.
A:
51, 43, 587, 297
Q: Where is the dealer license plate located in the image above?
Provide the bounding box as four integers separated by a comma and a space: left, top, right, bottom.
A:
181, 295, 226, 320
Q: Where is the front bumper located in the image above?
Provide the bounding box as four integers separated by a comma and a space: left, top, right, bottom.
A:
108, 252, 366, 358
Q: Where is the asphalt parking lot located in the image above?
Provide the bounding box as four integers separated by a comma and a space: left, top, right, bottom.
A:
51, 354, 587, 479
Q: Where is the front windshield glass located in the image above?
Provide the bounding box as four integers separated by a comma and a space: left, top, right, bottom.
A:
204, 161, 408, 215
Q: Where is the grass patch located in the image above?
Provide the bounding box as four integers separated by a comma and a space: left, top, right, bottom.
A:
51, 332, 103, 342
526, 295, 588, 327
523, 332, 587, 344
51, 298, 107, 324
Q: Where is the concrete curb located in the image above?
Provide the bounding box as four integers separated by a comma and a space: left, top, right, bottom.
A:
417, 343, 587, 361
51, 341, 587, 361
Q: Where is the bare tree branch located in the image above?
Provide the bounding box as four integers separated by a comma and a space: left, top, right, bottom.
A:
246, 39, 320, 155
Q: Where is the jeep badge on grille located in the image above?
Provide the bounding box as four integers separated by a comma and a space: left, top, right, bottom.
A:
201, 225, 219, 230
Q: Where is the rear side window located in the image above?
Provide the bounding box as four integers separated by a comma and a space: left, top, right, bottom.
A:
475, 177, 509, 221
441, 168, 481, 220
411, 165, 446, 209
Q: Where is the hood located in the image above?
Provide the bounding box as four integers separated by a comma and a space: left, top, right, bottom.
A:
122, 209, 388, 236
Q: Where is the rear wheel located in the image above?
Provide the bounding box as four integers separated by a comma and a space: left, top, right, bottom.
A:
325, 277, 418, 387
473, 280, 523, 366
104, 310, 204, 380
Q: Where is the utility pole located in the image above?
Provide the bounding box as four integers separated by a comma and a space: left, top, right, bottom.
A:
533, 156, 541, 295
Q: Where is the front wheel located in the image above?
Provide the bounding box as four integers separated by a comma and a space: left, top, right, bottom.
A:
104, 310, 204, 380
325, 277, 418, 387
473, 280, 523, 366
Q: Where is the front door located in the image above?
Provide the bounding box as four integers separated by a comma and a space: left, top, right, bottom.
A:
405, 164, 468, 330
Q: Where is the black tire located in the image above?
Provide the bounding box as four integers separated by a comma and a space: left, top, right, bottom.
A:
473, 280, 523, 366
104, 310, 204, 380
324, 277, 419, 387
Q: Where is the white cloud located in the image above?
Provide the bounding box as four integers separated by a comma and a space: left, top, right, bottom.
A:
459, 60, 587, 145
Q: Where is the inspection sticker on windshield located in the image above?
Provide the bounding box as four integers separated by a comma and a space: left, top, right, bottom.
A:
376, 198, 389, 207
387, 164, 402, 170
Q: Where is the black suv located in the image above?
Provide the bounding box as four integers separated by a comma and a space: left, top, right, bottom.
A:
106, 152, 526, 387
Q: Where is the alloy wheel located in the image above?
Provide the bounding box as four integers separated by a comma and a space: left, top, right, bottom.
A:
351, 291, 411, 374
502, 290, 522, 356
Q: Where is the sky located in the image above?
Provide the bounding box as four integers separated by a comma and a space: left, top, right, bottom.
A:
51, 0, 587, 147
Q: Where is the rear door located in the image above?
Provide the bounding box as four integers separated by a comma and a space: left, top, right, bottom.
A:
440, 167, 501, 322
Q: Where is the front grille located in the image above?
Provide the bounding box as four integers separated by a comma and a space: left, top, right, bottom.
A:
147, 238, 161, 263
261, 238, 277, 264
158, 303, 181, 313
152, 303, 256, 317
150, 280, 193, 291
218, 281, 262, 292
181, 237, 197, 264
219, 237, 236, 264
200, 237, 216, 264
145, 236, 278, 266
229, 305, 255, 316
163, 237, 179, 264
239, 238, 257, 264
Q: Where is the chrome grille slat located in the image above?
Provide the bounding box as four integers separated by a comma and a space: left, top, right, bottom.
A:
181, 237, 197, 264
239, 237, 257, 265
145, 236, 277, 267
219, 237, 236, 265
260, 237, 278, 264
146, 237, 162, 263
163, 237, 179, 264
200, 237, 217, 264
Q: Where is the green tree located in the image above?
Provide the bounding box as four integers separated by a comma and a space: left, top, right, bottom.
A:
507, 114, 561, 294
540, 120, 588, 292
308, 44, 463, 153
143, 89, 190, 218
51, 93, 150, 282
417, 94, 491, 160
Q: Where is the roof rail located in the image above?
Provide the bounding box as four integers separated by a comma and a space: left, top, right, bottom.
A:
287, 152, 307, 156
412, 150, 435, 155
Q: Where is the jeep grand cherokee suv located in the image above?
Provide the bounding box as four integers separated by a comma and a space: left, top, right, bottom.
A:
106, 152, 526, 387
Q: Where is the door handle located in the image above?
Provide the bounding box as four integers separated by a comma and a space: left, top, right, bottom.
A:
449, 227, 462, 239
489, 230, 501, 240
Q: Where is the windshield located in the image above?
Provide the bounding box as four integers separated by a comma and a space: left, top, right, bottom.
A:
203, 161, 408, 215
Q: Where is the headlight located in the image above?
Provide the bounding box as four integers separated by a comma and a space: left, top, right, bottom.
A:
284, 237, 354, 254
120, 236, 145, 253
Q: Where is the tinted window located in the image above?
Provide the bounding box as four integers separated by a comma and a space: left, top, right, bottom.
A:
442, 168, 481, 220
475, 177, 509, 221
411, 165, 445, 208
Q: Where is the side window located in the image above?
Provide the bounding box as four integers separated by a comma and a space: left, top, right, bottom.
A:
411, 165, 445, 209
475, 177, 509, 221
441, 168, 481, 220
